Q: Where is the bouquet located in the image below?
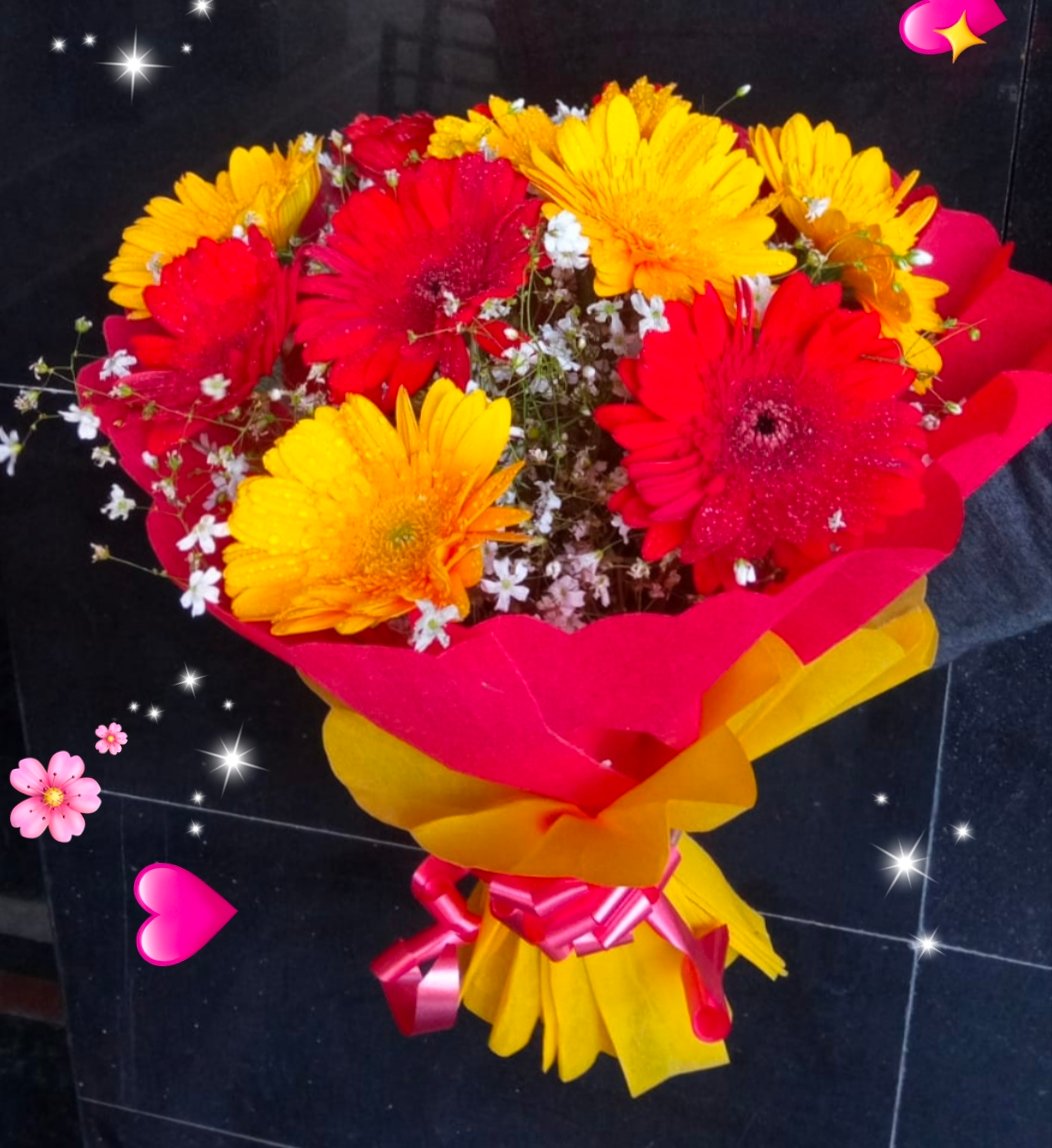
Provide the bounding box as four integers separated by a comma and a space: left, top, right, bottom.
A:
9, 77, 1051, 1094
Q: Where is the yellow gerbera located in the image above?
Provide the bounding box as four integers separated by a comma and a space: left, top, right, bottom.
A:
519, 93, 794, 303
105, 136, 321, 318
750, 114, 948, 376
429, 96, 558, 169
592, 77, 692, 137
428, 79, 689, 170
223, 379, 529, 636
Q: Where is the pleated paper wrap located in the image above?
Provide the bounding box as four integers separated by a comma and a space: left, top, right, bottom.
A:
318, 584, 937, 1094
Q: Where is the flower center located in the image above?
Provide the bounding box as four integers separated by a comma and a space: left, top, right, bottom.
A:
43, 786, 65, 808
359, 495, 446, 581
732, 396, 798, 455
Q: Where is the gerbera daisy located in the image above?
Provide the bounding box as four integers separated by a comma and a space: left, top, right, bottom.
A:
223, 378, 529, 636
295, 154, 541, 406
592, 77, 692, 137
595, 274, 927, 591
342, 112, 436, 183
750, 114, 948, 376
519, 94, 794, 304
427, 79, 688, 169
83, 228, 295, 428
105, 136, 320, 318
429, 96, 558, 169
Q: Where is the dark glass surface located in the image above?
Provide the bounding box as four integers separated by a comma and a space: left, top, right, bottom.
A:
1, 2, 1049, 1146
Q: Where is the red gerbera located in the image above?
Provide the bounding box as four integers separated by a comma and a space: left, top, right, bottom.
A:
77, 228, 295, 460
342, 112, 436, 184
125, 227, 296, 418
296, 153, 541, 407
596, 274, 928, 591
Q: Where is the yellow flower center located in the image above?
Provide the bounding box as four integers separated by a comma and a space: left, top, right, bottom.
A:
43, 787, 65, 808
362, 495, 447, 581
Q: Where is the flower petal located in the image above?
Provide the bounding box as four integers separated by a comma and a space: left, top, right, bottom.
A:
10, 797, 50, 838
47, 751, 85, 786
65, 779, 102, 815
47, 806, 85, 843
10, 757, 48, 795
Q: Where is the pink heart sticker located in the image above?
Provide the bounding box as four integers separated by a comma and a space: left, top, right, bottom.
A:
900, 0, 1007, 55
134, 863, 237, 966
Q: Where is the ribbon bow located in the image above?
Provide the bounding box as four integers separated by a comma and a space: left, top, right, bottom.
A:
371, 848, 732, 1043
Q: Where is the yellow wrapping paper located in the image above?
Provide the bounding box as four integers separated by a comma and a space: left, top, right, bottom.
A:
318, 582, 937, 1092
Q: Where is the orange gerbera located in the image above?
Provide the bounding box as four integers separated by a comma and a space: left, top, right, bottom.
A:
223, 379, 529, 636
750, 114, 948, 377
106, 136, 320, 318
519, 93, 793, 304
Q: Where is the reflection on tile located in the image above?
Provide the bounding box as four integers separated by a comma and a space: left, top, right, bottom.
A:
45, 797, 920, 1148
893, 950, 1052, 1148
924, 624, 1052, 964
713, 668, 948, 939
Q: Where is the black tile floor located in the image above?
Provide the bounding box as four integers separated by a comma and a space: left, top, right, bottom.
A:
1, 1, 1050, 1145
2, 620, 1048, 1147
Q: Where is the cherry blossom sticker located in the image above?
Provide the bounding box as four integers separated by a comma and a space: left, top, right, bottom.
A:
9, 751, 101, 842
95, 722, 128, 755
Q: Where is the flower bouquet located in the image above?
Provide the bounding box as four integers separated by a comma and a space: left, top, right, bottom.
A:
11, 77, 1051, 1093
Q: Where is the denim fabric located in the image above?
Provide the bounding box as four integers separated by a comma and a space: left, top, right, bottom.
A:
931, 434, 1052, 664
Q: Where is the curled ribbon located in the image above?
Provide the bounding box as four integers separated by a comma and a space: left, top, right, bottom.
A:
372, 847, 732, 1043
369, 857, 479, 1036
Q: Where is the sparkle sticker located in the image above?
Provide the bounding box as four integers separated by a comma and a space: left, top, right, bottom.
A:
101, 30, 168, 100
875, 836, 931, 891
899, 1, 1006, 60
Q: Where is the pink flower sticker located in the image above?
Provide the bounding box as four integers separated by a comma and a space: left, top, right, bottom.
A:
95, 721, 128, 755
9, 751, 102, 843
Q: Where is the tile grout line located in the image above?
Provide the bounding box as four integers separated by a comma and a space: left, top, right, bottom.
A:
81, 1097, 303, 1148
760, 910, 1052, 971
101, 788, 424, 852
760, 912, 908, 947
888, 662, 952, 1148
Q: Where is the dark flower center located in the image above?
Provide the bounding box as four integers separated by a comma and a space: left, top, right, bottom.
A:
732, 396, 799, 456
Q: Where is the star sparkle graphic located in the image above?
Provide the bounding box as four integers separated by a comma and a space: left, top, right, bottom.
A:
177, 665, 204, 696
188, 820, 204, 838
190, 791, 205, 805
222, 699, 235, 711
182, 43, 193, 54
912, 930, 941, 957
146, 705, 163, 722
128, 701, 140, 713
189, 0, 214, 18
876, 836, 931, 890
101, 31, 168, 101
51, 38, 67, 53
874, 792, 889, 806
952, 820, 974, 842
82, 33, 97, 48
201, 726, 263, 795
936, 11, 987, 62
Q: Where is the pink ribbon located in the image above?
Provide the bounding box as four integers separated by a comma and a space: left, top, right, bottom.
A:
371, 849, 731, 1043
369, 857, 479, 1036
